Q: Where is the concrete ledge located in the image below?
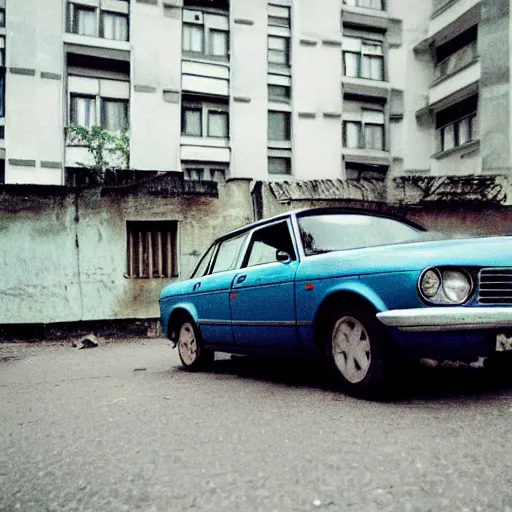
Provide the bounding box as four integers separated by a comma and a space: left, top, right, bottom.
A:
163, 89, 180, 103
300, 38, 317, 46
322, 39, 342, 47
41, 161, 62, 169
8, 159, 36, 167
298, 112, 316, 119
234, 18, 254, 25
323, 112, 342, 119
9, 67, 36, 76
41, 72, 62, 80
135, 0, 158, 4
134, 84, 157, 93
233, 96, 251, 103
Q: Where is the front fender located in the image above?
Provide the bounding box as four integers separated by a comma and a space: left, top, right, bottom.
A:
160, 299, 199, 338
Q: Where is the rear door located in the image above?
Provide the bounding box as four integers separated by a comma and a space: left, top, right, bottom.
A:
191, 232, 248, 346
230, 220, 301, 351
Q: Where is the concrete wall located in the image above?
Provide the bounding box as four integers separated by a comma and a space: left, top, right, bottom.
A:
0, 178, 253, 324
5, 0, 64, 185
229, 0, 268, 181
479, 0, 511, 173
293, 0, 342, 180
130, 0, 182, 172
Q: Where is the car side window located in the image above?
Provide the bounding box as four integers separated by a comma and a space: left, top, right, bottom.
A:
210, 233, 247, 274
245, 221, 296, 268
190, 244, 215, 279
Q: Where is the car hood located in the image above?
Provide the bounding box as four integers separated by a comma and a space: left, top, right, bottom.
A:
298, 234, 512, 277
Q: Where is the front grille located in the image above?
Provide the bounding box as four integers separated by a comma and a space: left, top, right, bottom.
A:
479, 268, 512, 305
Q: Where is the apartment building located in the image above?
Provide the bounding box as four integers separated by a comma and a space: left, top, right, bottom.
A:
2, 0, 510, 186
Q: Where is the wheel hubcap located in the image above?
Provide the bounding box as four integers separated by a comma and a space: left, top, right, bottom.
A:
332, 316, 371, 384
178, 322, 197, 366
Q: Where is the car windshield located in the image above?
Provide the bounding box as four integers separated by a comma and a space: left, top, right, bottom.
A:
298, 213, 423, 255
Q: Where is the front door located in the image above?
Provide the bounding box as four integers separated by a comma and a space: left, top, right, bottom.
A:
230, 220, 301, 351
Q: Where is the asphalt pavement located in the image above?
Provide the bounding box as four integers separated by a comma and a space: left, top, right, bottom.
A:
1, 339, 512, 512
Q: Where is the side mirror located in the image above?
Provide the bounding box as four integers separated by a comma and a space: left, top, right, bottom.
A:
276, 250, 292, 264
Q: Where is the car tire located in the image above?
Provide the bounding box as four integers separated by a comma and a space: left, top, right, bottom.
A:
325, 304, 397, 399
176, 318, 214, 371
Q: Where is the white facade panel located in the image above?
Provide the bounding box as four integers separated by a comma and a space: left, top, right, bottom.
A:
68, 76, 100, 95
182, 60, 230, 80
181, 145, 230, 163
182, 75, 229, 96
429, 60, 481, 106
229, 0, 268, 180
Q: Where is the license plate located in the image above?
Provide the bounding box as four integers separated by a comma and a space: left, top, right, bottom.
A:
496, 334, 512, 352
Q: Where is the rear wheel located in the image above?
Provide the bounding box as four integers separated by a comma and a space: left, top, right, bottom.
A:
326, 304, 397, 398
176, 319, 214, 371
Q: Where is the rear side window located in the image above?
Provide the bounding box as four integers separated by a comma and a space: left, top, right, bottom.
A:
190, 244, 215, 279
210, 233, 247, 274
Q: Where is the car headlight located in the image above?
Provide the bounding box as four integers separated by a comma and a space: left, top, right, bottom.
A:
419, 267, 473, 305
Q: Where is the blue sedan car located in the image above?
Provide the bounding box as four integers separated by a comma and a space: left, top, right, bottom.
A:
159, 207, 512, 397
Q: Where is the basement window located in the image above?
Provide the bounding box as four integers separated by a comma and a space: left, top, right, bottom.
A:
126, 221, 178, 279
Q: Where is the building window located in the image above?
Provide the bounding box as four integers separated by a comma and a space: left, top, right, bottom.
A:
101, 12, 129, 41
436, 96, 478, 152
182, 10, 229, 59
126, 221, 178, 279
70, 95, 97, 129
72, 5, 97, 36
102, 99, 129, 132
70, 95, 128, 132
343, 37, 384, 81
183, 163, 227, 182
0, 8, 5, 28
268, 156, 291, 175
268, 4, 290, 27
182, 97, 229, 138
67, 1, 129, 41
268, 84, 291, 102
268, 36, 290, 66
268, 111, 291, 141
343, 110, 385, 150
343, 0, 384, 9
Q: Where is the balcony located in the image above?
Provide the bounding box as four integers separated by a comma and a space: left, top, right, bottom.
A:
429, 58, 479, 107
434, 41, 477, 80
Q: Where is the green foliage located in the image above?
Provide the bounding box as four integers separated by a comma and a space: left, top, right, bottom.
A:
68, 125, 130, 177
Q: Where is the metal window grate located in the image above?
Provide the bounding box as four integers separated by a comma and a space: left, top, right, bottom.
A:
478, 268, 512, 305
126, 221, 178, 279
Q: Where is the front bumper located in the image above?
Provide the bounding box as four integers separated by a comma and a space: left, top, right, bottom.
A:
377, 307, 512, 332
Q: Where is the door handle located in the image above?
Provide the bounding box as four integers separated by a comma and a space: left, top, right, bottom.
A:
235, 275, 246, 284
193, 282, 201, 291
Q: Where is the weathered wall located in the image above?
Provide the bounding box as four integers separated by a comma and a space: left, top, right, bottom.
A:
0, 178, 253, 325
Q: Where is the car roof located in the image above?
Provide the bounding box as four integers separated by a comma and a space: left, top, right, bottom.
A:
216, 207, 426, 243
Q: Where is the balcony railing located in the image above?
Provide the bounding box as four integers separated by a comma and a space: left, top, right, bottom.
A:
434, 41, 477, 80
343, 0, 385, 11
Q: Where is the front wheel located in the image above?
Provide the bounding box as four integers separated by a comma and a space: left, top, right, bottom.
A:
176, 319, 214, 371
326, 305, 397, 398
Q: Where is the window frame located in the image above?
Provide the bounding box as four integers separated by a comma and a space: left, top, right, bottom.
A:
241, 220, 297, 269
268, 35, 290, 66
343, 37, 384, 81
182, 16, 229, 59
181, 99, 229, 139
438, 112, 477, 152
268, 110, 291, 142
343, 109, 385, 151
268, 156, 292, 175
125, 221, 179, 280
67, 1, 130, 41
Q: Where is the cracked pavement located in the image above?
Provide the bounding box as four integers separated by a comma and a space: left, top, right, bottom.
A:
1, 339, 512, 512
